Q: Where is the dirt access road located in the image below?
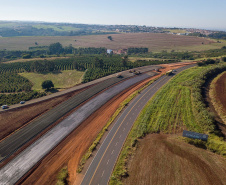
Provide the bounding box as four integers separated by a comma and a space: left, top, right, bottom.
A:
15, 62, 197, 185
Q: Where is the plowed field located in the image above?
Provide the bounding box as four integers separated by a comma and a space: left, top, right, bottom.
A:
0, 33, 217, 52
213, 72, 226, 123
123, 134, 226, 185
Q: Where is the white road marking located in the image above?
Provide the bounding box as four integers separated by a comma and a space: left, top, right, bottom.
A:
119, 135, 122, 138
101, 170, 105, 177
107, 159, 110, 165
115, 142, 118, 146
123, 128, 125, 131
111, 150, 114, 155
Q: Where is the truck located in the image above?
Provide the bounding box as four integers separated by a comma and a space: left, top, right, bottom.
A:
165, 70, 173, 76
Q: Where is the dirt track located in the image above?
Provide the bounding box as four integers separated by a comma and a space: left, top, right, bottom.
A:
17, 62, 196, 185
123, 134, 226, 185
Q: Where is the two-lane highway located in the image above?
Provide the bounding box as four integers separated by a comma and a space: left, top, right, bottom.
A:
81, 64, 196, 185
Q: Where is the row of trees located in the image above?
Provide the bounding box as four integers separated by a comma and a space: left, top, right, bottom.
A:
0, 91, 46, 106
0, 72, 32, 93
0, 43, 108, 62
127, 47, 148, 54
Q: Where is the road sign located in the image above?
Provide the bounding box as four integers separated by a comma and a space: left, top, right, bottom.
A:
183, 130, 208, 141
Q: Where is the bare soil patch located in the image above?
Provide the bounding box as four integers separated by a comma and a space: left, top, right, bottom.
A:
0, 89, 84, 141
123, 134, 226, 185
18, 62, 196, 185
214, 73, 226, 120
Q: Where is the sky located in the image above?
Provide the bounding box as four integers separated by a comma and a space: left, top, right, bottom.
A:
0, 0, 226, 31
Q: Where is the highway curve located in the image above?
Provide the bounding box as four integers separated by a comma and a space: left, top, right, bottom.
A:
0, 69, 160, 184
80, 64, 196, 185
0, 65, 160, 163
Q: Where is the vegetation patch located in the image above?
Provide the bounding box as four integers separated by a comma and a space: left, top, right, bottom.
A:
0, 72, 32, 93
56, 166, 69, 185
19, 70, 84, 91
110, 63, 226, 185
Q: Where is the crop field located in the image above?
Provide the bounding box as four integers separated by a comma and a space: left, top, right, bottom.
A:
163, 29, 187, 33
0, 33, 224, 52
110, 63, 226, 185
19, 70, 84, 91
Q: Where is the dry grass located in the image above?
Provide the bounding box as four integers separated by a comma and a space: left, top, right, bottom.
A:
19, 70, 84, 91
0, 33, 222, 52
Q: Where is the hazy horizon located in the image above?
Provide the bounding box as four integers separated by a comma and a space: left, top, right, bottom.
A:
1, 19, 225, 32
0, 0, 226, 31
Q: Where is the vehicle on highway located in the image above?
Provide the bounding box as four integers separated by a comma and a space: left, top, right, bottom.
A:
1, 105, 9, 109
20, 101, 26, 104
166, 70, 173, 75
116, 73, 123, 78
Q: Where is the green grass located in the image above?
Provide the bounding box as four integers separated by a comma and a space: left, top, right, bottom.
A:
109, 63, 226, 185
56, 166, 69, 185
32, 24, 81, 32
19, 70, 84, 91
163, 29, 187, 33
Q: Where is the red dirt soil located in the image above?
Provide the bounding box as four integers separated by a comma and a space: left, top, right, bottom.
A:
18, 62, 196, 185
0, 89, 85, 141
123, 134, 226, 185
214, 72, 226, 116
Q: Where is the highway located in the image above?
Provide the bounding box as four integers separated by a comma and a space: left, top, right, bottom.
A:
0, 70, 159, 184
0, 66, 160, 163
80, 64, 196, 185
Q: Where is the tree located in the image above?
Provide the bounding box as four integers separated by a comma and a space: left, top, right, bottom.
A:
42, 80, 54, 90
94, 57, 104, 68
49, 42, 64, 55
222, 57, 226, 62
122, 59, 127, 67
107, 36, 113, 41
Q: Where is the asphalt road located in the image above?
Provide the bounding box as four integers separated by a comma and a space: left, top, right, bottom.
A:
0, 65, 161, 112
0, 71, 160, 184
0, 66, 161, 163
80, 64, 196, 185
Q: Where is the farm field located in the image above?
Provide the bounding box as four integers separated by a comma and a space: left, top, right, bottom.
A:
0, 33, 224, 52
110, 63, 226, 185
123, 134, 226, 185
19, 70, 85, 91
163, 28, 187, 33
209, 72, 226, 124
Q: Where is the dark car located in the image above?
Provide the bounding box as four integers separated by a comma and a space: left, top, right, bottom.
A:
20, 101, 26, 104
1, 105, 9, 109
